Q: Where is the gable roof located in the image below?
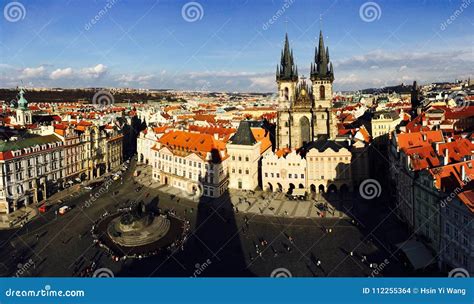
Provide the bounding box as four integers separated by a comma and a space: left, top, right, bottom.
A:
229, 120, 257, 145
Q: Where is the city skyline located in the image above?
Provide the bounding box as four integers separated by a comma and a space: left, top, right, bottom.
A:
0, 0, 473, 92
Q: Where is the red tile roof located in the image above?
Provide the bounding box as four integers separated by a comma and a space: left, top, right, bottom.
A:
158, 130, 227, 163
437, 138, 474, 163
397, 130, 444, 151
250, 128, 272, 154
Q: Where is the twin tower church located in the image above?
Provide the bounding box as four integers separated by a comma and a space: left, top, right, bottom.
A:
275, 31, 337, 150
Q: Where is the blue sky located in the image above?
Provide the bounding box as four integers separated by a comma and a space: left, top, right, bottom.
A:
1, 0, 473, 92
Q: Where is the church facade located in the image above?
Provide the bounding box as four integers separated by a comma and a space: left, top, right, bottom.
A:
261, 32, 371, 195
276, 32, 336, 150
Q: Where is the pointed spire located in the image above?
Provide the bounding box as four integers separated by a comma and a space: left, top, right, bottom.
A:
276, 33, 298, 82
318, 31, 325, 60
311, 30, 334, 81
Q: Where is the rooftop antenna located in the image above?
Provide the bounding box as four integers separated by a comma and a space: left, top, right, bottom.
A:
284, 17, 288, 33
319, 14, 323, 30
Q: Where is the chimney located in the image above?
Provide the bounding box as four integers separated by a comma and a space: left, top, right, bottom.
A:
444, 148, 449, 165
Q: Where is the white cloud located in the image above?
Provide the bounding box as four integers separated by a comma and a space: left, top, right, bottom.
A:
249, 75, 274, 89
80, 64, 107, 79
20, 66, 46, 79
50, 67, 74, 80
116, 74, 155, 86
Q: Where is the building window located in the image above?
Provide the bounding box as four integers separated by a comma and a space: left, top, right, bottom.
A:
245, 169, 249, 174
289, 174, 292, 178
301, 174, 304, 179
245, 156, 249, 162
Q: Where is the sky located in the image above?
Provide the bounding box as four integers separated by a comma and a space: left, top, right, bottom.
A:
0, 0, 473, 92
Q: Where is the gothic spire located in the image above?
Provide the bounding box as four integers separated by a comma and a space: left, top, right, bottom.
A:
277, 33, 298, 82
311, 30, 334, 81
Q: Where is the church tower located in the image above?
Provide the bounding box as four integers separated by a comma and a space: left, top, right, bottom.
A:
276, 31, 336, 150
276, 34, 298, 149
310, 31, 334, 137
276, 34, 298, 109
15, 87, 33, 127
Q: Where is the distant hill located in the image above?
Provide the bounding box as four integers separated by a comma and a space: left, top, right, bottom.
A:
360, 84, 413, 95
0, 89, 176, 104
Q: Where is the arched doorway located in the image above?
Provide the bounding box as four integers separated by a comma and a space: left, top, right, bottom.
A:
310, 184, 316, 193
267, 182, 273, 192
318, 184, 325, 193
298, 183, 304, 188
299, 116, 311, 146
277, 183, 283, 192
328, 184, 337, 193
164, 177, 168, 185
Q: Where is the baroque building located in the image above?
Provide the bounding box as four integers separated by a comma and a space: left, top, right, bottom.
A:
276, 32, 336, 150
